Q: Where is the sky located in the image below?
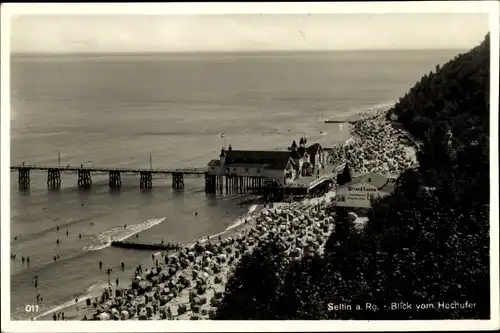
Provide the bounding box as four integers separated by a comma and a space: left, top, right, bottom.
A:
11, 13, 490, 53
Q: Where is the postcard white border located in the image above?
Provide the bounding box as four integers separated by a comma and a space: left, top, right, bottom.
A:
1, 1, 499, 332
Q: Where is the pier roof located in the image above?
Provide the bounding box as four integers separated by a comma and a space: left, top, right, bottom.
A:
307, 143, 323, 155
291, 146, 307, 159
225, 150, 295, 170
207, 159, 221, 167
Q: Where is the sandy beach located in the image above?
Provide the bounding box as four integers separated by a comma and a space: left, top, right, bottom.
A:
327, 109, 417, 176
31, 105, 419, 322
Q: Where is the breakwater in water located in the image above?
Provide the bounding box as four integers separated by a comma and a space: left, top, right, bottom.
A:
111, 241, 178, 252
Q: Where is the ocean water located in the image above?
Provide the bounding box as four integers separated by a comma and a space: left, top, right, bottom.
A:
8, 50, 462, 319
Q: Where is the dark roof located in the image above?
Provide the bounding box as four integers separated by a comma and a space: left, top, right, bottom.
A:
307, 143, 322, 155
227, 163, 272, 168
207, 159, 220, 167
291, 146, 307, 159
343, 172, 392, 191
225, 150, 295, 170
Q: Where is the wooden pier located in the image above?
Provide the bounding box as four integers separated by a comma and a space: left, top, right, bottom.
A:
204, 174, 267, 196
10, 164, 206, 191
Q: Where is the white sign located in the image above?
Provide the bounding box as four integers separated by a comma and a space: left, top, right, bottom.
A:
336, 182, 377, 208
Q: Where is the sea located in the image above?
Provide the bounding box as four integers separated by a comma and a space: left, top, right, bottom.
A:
8, 49, 463, 319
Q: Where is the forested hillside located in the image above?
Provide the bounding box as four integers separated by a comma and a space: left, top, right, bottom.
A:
215, 33, 491, 320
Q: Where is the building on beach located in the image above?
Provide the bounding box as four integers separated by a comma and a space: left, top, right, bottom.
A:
289, 138, 310, 177
335, 172, 396, 208
206, 138, 327, 187
287, 138, 326, 178
207, 147, 296, 185
306, 142, 326, 173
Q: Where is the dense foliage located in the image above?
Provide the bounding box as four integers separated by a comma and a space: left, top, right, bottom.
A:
216, 33, 491, 320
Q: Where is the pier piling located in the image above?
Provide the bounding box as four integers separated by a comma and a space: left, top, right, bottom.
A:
47, 169, 61, 190
109, 171, 122, 188
18, 168, 30, 190
140, 172, 153, 189
172, 172, 184, 190
77, 170, 92, 189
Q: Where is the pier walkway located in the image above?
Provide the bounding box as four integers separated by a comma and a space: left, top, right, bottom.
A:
10, 164, 207, 191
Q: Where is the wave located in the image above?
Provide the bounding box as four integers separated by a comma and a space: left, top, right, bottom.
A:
83, 217, 167, 252
33, 204, 262, 319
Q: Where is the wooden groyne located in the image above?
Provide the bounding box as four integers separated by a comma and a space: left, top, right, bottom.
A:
111, 240, 177, 251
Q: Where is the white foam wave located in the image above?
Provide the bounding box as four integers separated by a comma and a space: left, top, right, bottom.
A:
248, 204, 258, 214
83, 217, 167, 252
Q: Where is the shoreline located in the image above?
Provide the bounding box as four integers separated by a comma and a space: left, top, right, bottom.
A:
33, 199, 266, 321
32, 103, 414, 321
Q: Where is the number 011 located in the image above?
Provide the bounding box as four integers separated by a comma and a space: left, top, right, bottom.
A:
25, 304, 39, 313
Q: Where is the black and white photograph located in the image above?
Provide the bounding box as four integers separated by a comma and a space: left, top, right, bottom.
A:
1, 2, 499, 331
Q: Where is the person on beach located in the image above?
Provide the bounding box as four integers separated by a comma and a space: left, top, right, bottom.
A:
14, 236, 18, 240
115, 278, 119, 287
124, 224, 127, 229
161, 238, 164, 245
56, 239, 60, 246
121, 262, 124, 270
22, 256, 25, 263
53, 313, 57, 321
53, 256, 57, 262
79, 233, 82, 240
195, 211, 198, 217
136, 233, 139, 238
152, 254, 155, 261
56, 225, 59, 232
66, 230, 68, 237
99, 261, 103, 270
36, 293, 40, 304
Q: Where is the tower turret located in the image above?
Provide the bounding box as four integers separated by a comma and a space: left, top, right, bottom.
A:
220, 147, 226, 167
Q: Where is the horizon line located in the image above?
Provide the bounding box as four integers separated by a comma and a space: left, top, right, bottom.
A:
11, 48, 467, 56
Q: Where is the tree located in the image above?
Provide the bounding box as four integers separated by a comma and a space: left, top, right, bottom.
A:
215, 32, 491, 320
215, 235, 289, 319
